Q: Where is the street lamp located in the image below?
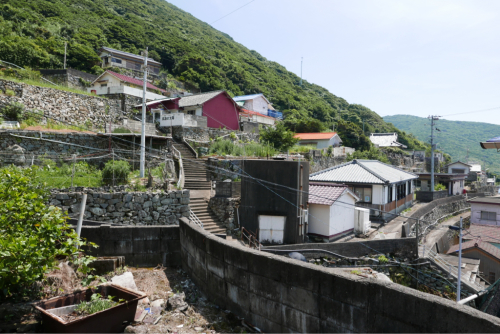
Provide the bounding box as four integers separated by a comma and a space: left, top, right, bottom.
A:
449, 217, 463, 302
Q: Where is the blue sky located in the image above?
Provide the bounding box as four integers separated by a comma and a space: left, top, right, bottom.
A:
168, 0, 500, 125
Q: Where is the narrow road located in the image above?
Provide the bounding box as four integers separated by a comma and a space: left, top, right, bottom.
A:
421, 211, 471, 251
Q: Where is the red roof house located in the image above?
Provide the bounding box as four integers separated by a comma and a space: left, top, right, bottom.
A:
294, 132, 342, 149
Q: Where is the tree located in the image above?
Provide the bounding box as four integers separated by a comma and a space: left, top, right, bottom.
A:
260, 122, 298, 152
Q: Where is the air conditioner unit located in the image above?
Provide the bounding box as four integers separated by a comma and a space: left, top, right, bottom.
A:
354, 207, 371, 235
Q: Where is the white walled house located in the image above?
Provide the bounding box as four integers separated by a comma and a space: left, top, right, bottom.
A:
308, 183, 362, 241
98, 46, 162, 76
294, 132, 342, 149
469, 197, 500, 226
88, 70, 165, 100
369, 133, 407, 148
445, 161, 472, 174
233, 93, 272, 115
310, 160, 418, 218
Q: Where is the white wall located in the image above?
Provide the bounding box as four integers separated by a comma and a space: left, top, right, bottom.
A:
470, 203, 500, 226
250, 96, 269, 115
447, 163, 470, 174
308, 204, 331, 237
88, 85, 165, 100
372, 185, 385, 205
329, 192, 356, 236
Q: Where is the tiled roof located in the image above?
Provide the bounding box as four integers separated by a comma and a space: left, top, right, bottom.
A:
310, 160, 418, 184
240, 109, 275, 120
100, 47, 162, 65
369, 133, 407, 148
447, 239, 500, 261
105, 71, 165, 92
444, 161, 472, 168
294, 132, 338, 140
308, 183, 355, 205
464, 224, 500, 244
178, 91, 225, 107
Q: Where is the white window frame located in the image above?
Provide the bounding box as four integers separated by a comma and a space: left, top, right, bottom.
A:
481, 211, 496, 221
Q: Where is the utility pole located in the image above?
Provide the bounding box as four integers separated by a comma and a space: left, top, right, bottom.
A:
140, 47, 148, 178
449, 217, 463, 302
300, 57, 303, 87
429, 115, 440, 192
64, 42, 67, 70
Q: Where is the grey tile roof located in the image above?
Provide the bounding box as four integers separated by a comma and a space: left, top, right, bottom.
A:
100, 47, 162, 65
178, 91, 225, 107
310, 160, 418, 184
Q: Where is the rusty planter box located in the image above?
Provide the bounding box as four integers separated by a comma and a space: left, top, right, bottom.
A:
35, 284, 145, 333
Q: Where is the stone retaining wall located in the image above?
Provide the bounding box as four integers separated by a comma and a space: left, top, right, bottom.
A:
38, 69, 98, 89
161, 126, 260, 143
50, 189, 190, 225
208, 197, 240, 230
179, 218, 500, 333
0, 78, 122, 129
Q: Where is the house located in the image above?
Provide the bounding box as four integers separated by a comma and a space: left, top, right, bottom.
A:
369, 133, 407, 148
240, 160, 309, 244
232, 93, 282, 117
447, 239, 500, 283
88, 70, 165, 100
445, 161, 472, 174
464, 224, 500, 249
468, 197, 500, 226
310, 160, 418, 218
240, 109, 276, 127
294, 132, 342, 149
98, 47, 162, 76
416, 172, 467, 196
487, 177, 496, 186
308, 183, 368, 242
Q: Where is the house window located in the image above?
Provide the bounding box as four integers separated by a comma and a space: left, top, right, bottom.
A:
351, 187, 372, 203
100, 84, 107, 87
415, 180, 422, 187
111, 58, 122, 64
187, 110, 195, 115
452, 168, 465, 174
481, 211, 496, 221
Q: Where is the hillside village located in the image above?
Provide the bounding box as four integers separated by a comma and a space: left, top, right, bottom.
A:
2, 1, 500, 333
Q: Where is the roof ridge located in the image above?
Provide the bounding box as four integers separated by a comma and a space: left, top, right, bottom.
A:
356, 160, 388, 183
309, 160, 354, 177
363, 159, 418, 178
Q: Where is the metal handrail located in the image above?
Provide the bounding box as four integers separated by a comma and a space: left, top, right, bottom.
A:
189, 210, 203, 229
182, 138, 198, 158
241, 227, 261, 250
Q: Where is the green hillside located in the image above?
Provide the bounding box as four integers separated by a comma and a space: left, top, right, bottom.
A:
384, 114, 500, 173
0, 0, 426, 151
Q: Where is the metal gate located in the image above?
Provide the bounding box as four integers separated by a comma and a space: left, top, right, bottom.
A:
258, 215, 285, 244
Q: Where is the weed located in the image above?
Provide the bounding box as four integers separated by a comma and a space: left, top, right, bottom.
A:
4, 89, 15, 96
378, 255, 389, 264
350, 270, 362, 275
75, 293, 123, 315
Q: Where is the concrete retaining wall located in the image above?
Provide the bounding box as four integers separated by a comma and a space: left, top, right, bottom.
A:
79, 224, 181, 267
179, 218, 500, 332
264, 238, 418, 260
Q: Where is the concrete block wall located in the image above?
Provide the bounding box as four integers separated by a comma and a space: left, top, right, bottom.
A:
179, 218, 500, 333
79, 225, 181, 267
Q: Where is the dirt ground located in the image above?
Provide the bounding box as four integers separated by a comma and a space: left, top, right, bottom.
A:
126, 267, 246, 334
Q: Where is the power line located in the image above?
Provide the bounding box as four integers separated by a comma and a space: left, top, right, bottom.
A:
210, 0, 257, 25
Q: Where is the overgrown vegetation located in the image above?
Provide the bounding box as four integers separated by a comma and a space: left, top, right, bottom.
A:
434, 183, 446, 191
37, 159, 103, 188
101, 160, 131, 185
260, 122, 298, 152
346, 147, 390, 163
0, 0, 428, 155
209, 139, 276, 157
75, 293, 122, 316
0, 166, 96, 299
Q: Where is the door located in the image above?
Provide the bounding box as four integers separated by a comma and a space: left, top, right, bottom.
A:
258, 215, 285, 244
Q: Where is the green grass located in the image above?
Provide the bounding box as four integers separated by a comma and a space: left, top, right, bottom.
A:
209, 139, 277, 157
75, 293, 121, 316
36, 160, 102, 188
289, 145, 316, 153
0, 75, 97, 97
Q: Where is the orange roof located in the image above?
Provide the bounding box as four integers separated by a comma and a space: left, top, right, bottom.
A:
240, 109, 275, 119
294, 132, 338, 140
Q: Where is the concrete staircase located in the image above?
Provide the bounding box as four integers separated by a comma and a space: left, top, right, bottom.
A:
190, 197, 226, 234
172, 141, 211, 190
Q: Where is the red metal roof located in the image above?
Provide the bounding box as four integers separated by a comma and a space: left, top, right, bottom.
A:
240, 109, 275, 120
294, 132, 338, 140
308, 183, 349, 206
464, 224, 500, 244
447, 239, 500, 261
106, 71, 165, 92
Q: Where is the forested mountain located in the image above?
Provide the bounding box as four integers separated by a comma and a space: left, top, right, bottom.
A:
0, 0, 426, 151
384, 114, 500, 173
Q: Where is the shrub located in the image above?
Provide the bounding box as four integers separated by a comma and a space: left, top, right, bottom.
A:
2, 101, 24, 121
260, 122, 298, 152
434, 183, 446, 191
0, 166, 96, 299
102, 160, 131, 185
4, 89, 15, 96
112, 127, 132, 134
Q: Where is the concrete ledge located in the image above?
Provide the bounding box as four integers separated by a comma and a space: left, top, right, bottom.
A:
179, 217, 500, 333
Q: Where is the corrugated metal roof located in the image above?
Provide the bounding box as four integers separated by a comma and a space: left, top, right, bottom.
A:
178, 91, 225, 107
310, 160, 418, 184
308, 183, 350, 205
100, 47, 162, 65
294, 132, 337, 140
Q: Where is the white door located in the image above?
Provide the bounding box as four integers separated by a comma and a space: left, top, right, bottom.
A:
258, 215, 285, 244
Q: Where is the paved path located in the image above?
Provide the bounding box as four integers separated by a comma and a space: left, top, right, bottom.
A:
421, 211, 471, 251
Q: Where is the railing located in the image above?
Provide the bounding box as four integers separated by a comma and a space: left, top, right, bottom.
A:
241, 227, 262, 250
182, 138, 198, 158
419, 243, 484, 292
189, 210, 203, 229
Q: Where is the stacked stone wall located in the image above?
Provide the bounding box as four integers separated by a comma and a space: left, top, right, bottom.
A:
208, 197, 240, 230
0, 78, 122, 129
49, 188, 190, 225
161, 126, 259, 143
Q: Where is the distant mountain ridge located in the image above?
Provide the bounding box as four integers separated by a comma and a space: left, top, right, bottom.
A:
384, 114, 500, 173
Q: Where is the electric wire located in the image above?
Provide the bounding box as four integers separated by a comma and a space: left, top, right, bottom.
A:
210, 0, 257, 25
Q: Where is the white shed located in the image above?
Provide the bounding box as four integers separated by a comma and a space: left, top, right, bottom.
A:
445, 161, 472, 174
307, 183, 361, 242
294, 132, 343, 149
468, 197, 500, 226
233, 93, 271, 115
